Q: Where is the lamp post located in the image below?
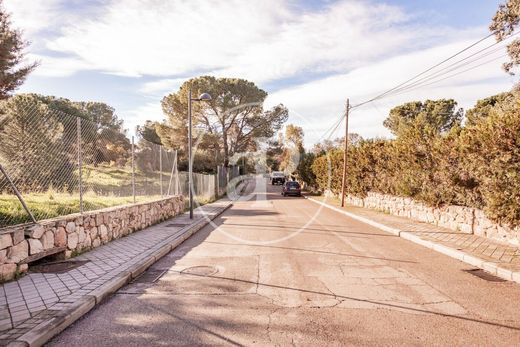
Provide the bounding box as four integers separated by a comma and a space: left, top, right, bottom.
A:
188, 87, 212, 219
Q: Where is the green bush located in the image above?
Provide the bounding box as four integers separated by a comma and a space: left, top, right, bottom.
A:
311, 96, 520, 227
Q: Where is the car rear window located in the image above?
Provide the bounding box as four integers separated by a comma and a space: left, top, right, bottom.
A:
287, 182, 300, 188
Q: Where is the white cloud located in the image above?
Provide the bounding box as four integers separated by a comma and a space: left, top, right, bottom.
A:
139, 78, 184, 96
123, 102, 165, 136
36, 0, 438, 81
3, 0, 62, 37
6, 0, 514, 149
27, 53, 92, 77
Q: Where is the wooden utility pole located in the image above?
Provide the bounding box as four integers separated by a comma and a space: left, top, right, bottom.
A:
340, 99, 350, 207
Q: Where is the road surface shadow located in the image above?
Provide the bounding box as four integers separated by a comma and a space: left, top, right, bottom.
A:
202, 241, 417, 264
170, 270, 520, 332
220, 222, 398, 238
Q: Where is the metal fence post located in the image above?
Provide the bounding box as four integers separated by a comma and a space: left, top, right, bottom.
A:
174, 150, 180, 196
131, 136, 136, 203
216, 165, 220, 197
159, 144, 163, 198
77, 117, 84, 214
226, 166, 230, 188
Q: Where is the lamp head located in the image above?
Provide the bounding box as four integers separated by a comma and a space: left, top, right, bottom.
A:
198, 93, 212, 101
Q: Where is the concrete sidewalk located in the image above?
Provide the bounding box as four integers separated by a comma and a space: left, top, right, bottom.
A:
0, 199, 232, 347
307, 196, 520, 284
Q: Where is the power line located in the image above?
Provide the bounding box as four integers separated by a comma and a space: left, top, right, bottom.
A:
378, 34, 517, 98
391, 53, 509, 95
384, 43, 509, 96
351, 31, 502, 110
316, 30, 513, 143
318, 113, 345, 142
385, 49, 509, 98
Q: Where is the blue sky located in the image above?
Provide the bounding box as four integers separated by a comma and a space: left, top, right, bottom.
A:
4, 0, 515, 146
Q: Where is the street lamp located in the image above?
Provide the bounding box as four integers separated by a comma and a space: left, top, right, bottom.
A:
188, 87, 212, 219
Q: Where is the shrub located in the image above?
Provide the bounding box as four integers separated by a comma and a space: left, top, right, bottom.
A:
311, 96, 520, 227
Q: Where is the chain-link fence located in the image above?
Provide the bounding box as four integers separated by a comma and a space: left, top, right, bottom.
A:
0, 101, 239, 230
216, 165, 239, 197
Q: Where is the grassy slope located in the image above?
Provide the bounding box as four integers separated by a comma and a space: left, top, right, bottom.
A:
0, 164, 216, 228
0, 164, 166, 227
0, 193, 160, 226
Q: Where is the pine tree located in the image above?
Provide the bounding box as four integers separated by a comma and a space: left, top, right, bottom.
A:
0, 1, 37, 99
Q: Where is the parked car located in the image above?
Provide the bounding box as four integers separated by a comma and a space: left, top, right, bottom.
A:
282, 181, 301, 197
271, 171, 286, 185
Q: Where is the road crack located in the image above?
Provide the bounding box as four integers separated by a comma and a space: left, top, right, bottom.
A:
266, 307, 282, 343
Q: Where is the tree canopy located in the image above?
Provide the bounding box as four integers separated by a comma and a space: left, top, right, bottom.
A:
490, 0, 520, 74
280, 124, 304, 174
384, 99, 463, 137
160, 76, 288, 167
0, 1, 37, 99
465, 92, 513, 126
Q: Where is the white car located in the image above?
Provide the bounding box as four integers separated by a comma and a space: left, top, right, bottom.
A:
270, 171, 286, 185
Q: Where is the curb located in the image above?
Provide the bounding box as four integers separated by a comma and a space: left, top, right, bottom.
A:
9, 202, 233, 347
305, 196, 401, 236
305, 196, 520, 284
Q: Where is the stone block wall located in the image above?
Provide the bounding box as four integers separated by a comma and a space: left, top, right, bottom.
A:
334, 191, 518, 246
0, 195, 184, 282
0, 227, 28, 282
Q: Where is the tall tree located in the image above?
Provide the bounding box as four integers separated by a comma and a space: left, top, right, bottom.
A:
266, 136, 284, 171
160, 76, 288, 167
384, 99, 463, 137
73, 101, 128, 166
490, 0, 520, 74
0, 1, 37, 99
280, 124, 304, 174
0, 94, 73, 191
137, 121, 162, 145
312, 134, 363, 154
465, 92, 513, 126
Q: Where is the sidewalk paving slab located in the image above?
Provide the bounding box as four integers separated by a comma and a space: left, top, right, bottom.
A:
0, 199, 232, 347
307, 196, 520, 284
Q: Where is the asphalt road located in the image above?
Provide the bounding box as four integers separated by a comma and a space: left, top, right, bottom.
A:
48, 178, 520, 346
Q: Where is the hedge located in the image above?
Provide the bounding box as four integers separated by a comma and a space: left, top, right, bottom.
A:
311, 96, 520, 227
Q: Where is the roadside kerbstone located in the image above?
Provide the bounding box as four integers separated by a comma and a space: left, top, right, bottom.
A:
0, 234, 12, 250
28, 239, 43, 255
7, 240, 28, 263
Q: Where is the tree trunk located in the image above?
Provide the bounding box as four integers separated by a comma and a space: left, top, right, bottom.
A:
222, 131, 229, 168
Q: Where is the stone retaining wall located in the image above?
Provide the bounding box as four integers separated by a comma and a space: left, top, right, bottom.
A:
0, 195, 184, 282
328, 191, 519, 246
